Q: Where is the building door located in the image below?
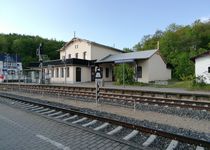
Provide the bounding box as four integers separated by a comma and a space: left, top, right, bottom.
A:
91, 67, 95, 81
76, 67, 81, 82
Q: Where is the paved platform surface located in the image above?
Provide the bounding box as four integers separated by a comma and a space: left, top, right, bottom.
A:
0, 102, 140, 150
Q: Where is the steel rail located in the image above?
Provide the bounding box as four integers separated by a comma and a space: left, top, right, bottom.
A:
0, 93, 209, 148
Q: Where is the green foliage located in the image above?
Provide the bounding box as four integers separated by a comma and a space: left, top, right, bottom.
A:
192, 75, 207, 87
179, 74, 194, 81
133, 20, 210, 80
123, 48, 133, 52
114, 64, 134, 84
0, 33, 65, 68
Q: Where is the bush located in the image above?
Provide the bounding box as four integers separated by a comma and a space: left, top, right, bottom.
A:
114, 64, 134, 84
179, 74, 194, 81
192, 75, 207, 87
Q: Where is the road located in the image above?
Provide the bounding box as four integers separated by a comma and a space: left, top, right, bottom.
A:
0, 102, 138, 150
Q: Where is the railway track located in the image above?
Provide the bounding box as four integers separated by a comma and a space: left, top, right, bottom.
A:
0, 92, 209, 150
0, 83, 210, 111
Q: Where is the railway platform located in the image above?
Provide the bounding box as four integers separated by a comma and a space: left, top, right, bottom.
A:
0, 102, 142, 150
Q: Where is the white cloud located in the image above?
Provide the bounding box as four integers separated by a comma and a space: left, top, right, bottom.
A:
199, 16, 210, 23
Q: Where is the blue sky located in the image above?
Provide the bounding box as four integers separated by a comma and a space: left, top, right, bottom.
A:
0, 0, 210, 49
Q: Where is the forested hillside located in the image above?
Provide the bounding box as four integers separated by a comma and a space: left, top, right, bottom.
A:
0, 33, 64, 67
133, 20, 210, 79
1, 20, 210, 79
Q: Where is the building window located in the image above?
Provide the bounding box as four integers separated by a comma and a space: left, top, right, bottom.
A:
75, 45, 78, 49
106, 68, 109, 78
56, 68, 59, 78
51, 69, 54, 78
137, 66, 142, 78
208, 67, 210, 73
83, 51, 87, 60
75, 53, 78, 58
61, 68, 64, 78
67, 67, 70, 77
68, 54, 71, 59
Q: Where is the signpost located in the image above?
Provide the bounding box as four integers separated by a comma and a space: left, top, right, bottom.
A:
95, 67, 102, 105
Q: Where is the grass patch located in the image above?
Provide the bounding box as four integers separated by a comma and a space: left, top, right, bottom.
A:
166, 80, 192, 89
114, 80, 210, 91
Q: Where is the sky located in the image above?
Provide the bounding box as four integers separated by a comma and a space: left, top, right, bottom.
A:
0, 0, 210, 50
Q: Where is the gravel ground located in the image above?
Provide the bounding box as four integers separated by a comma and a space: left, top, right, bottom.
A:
88, 121, 104, 129
99, 124, 115, 133
175, 142, 196, 150
114, 128, 133, 139
8, 90, 210, 121
100, 98, 210, 121
130, 133, 149, 145
149, 136, 171, 149
0, 92, 209, 149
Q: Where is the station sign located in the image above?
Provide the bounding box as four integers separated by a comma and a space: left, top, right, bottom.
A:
95, 67, 102, 79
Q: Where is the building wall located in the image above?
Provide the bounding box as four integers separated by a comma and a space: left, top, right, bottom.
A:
73, 66, 91, 83
98, 64, 113, 81
91, 45, 122, 60
60, 40, 91, 60
57, 40, 122, 83
195, 55, 210, 84
136, 59, 149, 83
48, 65, 91, 83
49, 66, 74, 84
148, 54, 171, 82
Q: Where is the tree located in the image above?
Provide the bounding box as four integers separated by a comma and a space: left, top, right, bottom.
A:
114, 64, 134, 84
123, 48, 133, 52
0, 33, 65, 68
134, 20, 210, 80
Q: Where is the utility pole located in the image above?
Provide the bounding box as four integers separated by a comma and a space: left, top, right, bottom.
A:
74, 31, 76, 38
157, 41, 160, 50
36, 43, 44, 84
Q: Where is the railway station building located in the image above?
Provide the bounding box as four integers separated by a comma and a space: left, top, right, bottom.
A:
96, 49, 171, 83
29, 37, 171, 84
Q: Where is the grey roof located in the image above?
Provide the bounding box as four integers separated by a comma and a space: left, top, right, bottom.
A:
96, 49, 158, 63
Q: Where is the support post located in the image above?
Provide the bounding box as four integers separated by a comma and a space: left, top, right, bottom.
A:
96, 80, 100, 105
123, 62, 125, 88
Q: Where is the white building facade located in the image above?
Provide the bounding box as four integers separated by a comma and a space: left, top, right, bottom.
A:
192, 51, 210, 84
96, 49, 171, 83
29, 38, 171, 84
30, 38, 122, 84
